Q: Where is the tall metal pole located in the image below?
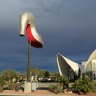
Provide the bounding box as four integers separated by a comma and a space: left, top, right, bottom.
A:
27, 41, 31, 82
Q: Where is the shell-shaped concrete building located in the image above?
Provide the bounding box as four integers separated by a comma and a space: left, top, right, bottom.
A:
83, 50, 96, 79
57, 50, 96, 80
84, 50, 96, 73
57, 53, 81, 80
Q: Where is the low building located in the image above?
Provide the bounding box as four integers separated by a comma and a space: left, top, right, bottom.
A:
57, 50, 96, 80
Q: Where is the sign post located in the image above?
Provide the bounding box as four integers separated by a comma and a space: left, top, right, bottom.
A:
20, 12, 44, 93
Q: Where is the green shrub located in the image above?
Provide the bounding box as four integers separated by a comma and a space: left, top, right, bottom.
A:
56, 75, 69, 89
90, 80, 96, 92
49, 84, 63, 94
49, 84, 55, 91
8, 83, 20, 90
72, 76, 96, 94
0, 77, 6, 92
2, 69, 19, 83
0, 77, 6, 87
0, 86, 3, 92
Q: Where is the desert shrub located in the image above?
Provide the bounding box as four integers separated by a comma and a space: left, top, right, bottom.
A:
2, 69, 19, 83
49, 84, 63, 94
8, 83, 20, 90
0, 77, 6, 87
0, 76, 6, 92
56, 75, 69, 89
90, 80, 96, 92
72, 76, 95, 94
0, 86, 3, 92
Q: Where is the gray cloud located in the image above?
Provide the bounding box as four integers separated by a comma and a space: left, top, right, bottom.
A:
0, 0, 96, 72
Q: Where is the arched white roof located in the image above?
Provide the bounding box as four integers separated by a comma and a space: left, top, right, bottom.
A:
84, 50, 96, 72
88, 50, 96, 62
57, 53, 80, 76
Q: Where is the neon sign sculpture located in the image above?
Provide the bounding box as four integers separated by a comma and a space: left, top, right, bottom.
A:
20, 12, 44, 82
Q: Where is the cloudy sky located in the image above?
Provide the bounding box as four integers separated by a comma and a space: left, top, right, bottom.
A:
0, 0, 96, 72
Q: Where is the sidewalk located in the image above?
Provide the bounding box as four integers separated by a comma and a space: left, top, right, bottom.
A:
0, 90, 96, 96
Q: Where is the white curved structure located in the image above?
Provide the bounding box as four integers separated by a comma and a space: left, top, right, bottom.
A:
84, 50, 96, 73
57, 50, 96, 80
20, 12, 44, 48
57, 53, 80, 79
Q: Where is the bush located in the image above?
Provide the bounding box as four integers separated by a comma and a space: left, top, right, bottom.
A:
0, 77, 6, 87
0, 77, 6, 92
2, 69, 19, 83
56, 75, 69, 89
49, 84, 63, 94
8, 83, 20, 90
0, 86, 3, 92
90, 80, 96, 92
72, 76, 95, 94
